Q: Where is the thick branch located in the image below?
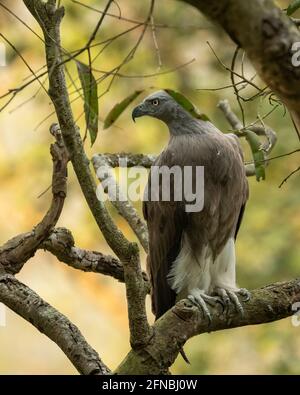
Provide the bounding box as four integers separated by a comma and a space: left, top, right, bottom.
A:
42, 228, 151, 348
41, 227, 125, 282
0, 123, 68, 274
94, 153, 156, 168
116, 278, 300, 374
180, 0, 300, 131
23, 0, 132, 262
122, 243, 152, 350
0, 272, 110, 375
92, 154, 149, 252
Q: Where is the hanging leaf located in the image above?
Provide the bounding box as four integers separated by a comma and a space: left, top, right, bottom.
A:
103, 90, 143, 129
164, 89, 210, 122
76, 61, 99, 146
245, 130, 266, 181
287, 0, 300, 15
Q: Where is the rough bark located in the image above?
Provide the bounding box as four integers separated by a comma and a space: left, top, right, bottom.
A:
41, 227, 125, 282
180, 0, 300, 130
0, 273, 110, 375
92, 154, 149, 252
115, 279, 300, 374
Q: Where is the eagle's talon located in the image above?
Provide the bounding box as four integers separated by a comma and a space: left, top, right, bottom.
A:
214, 287, 245, 317
227, 290, 244, 316
238, 288, 251, 302
187, 293, 212, 324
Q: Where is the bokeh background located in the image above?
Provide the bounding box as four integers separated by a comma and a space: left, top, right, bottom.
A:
0, 0, 299, 374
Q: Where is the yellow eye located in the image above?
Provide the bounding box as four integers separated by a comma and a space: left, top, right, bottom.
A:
151, 99, 159, 106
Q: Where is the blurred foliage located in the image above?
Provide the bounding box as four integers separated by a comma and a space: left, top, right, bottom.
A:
0, 0, 299, 374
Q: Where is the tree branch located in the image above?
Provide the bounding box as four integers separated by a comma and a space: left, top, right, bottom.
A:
23, 0, 151, 365
116, 278, 300, 374
218, 99, 277, 177
41, 227, 125, 282
0, 123, 68, 274
23, 0, 132, 262
0, 272, 110, 375
42, 227, 151, 349
122, 243, 152, 350
92, 154, 149, 252
180, 0, 300, 136
93, 153, 156, 168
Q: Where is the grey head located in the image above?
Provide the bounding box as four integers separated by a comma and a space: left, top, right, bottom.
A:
132, 90, 211, 136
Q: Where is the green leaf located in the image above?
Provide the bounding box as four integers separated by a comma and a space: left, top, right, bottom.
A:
76, 61, 99, 146
245, 130, 266, 181
287, 0, 300, 15
164, 89, 210, 122
103, 90, 143, 129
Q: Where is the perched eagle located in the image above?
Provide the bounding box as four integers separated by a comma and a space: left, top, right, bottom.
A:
132, 90, 249, 322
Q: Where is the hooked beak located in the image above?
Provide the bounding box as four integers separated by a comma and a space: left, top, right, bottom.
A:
132, 103, 146, 122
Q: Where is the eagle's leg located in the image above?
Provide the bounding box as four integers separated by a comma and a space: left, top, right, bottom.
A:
187, 288, 223, 324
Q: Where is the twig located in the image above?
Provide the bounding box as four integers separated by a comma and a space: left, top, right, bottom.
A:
0, 33, 49, 100
279, 166, 300, 188
71, 0, 210, 30
218, 99, 278, 177
231, 46, 245, 126
206, 41, 262, 91
150, 13, 162, 70
86, 0, 114, 47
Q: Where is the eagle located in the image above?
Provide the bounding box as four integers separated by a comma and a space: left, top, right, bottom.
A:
132, 90, 250, 323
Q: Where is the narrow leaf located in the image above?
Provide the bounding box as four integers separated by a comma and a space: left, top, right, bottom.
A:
287, 0, 300, 15
245, 130, 266, 181
76, 61, 99, 146
164, 89, 210, 122
103, 90, 143, 129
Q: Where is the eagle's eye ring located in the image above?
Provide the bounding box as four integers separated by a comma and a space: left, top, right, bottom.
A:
151, 99, 160, 106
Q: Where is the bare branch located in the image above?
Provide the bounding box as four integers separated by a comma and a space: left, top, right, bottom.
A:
92, 155, 152, 348
218, 99, 243, 130
182, 0, 300, 138
218, 99, 277, 177
41, 227, 125, 282
72, 0, 210, 30
23, 0, 132, 262
279, 165, 300, 188
93, 153, 156, 168
0, 273, 110, 375
0, 123, 68, 274
116, 278, 300, 374
92, 154, 149, 252
122, 244, 152, 350
230, 46, 245, 125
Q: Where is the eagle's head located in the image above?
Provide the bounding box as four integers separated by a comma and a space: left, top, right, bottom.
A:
132, 90, 180, 124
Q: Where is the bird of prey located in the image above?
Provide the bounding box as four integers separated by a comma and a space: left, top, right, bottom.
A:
132, 90, 249, 323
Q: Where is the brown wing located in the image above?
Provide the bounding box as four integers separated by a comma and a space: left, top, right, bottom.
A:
143, 152, 187, 319
226, 133, 249, 240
